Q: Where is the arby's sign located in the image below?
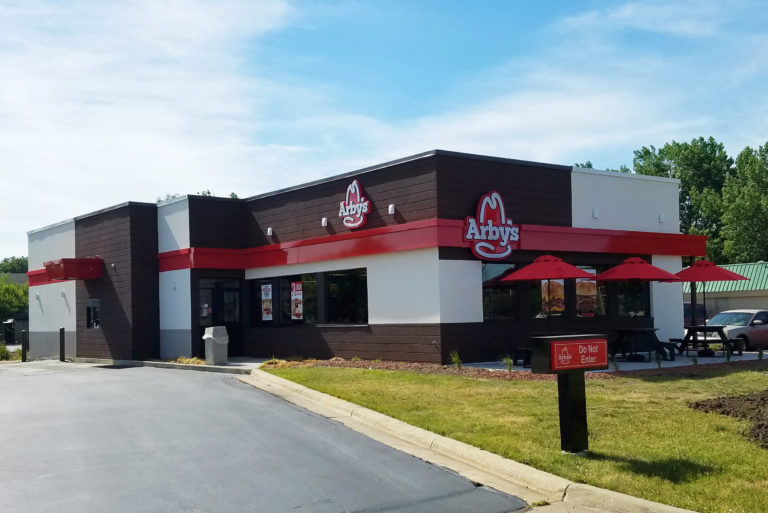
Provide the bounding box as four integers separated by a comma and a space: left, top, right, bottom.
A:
463, 191, 520, 260
339, 179, 370, 229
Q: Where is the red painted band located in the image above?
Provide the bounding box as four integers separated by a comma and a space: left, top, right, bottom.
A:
156, 218, 706, 272
27, 269, 75, 287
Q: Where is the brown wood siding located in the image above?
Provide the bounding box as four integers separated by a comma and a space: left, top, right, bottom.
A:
244, 324, 442, 363
188, 197, 247, 249
435, 153, 572, 226
76, 205, 134, 360
130, 204, 159, 359
243, 157, 438, 246
76, 203, 159, 360
440, 316, 653, 364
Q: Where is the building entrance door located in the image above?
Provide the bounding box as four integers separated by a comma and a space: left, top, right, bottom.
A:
198, 280, 243, 357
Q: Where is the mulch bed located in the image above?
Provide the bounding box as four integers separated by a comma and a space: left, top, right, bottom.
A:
263, 357, 768, 382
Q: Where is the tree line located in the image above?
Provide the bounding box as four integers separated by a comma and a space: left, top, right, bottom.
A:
577, 136, 768, 264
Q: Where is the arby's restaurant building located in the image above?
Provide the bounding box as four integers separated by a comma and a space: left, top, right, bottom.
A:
27, 150, 706, 363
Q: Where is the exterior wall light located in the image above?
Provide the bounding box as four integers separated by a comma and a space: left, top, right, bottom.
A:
592, 207, 599, 219
659, 213, 665, 223
388, 204, 396, 215
321, 217, 328, 227
267, 227, 273, 236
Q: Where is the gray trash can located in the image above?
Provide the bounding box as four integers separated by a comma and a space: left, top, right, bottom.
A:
203, 326, 229, 365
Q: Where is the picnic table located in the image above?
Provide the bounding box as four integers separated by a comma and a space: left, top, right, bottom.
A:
611, 327, 661, 362
677, 325, 744, 356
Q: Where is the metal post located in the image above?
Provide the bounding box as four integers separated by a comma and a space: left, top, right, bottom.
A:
59, 327, 65, 362
557, 371, 589, 453
21, 330, 27, 362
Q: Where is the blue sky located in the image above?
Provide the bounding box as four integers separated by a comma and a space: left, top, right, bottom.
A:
1, 0, 767, 259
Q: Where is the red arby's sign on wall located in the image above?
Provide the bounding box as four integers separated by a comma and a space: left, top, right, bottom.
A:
463, 191, 520, 260
550, 338, 608, 372
339, 179, 370, 229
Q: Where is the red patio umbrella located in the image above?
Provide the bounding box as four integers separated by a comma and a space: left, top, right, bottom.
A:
501, 255, 595, 320
675, 259, 748, 324
595, 257, 682, 282
596, 257, 682, 360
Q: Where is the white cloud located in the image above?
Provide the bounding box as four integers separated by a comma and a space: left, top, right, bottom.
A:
560, 1, 723, 37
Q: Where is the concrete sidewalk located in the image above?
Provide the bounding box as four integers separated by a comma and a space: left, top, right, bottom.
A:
239, 369, 698, 513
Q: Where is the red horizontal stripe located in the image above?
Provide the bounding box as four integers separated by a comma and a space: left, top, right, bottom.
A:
27, 269, 75, 287
157, 218, 705, 272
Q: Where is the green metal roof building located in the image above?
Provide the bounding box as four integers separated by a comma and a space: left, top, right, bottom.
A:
683, 262, 768, 316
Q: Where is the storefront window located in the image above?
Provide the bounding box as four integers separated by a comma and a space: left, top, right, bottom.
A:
326, 269, 367, 324
279, 274, 318, 325
617, 281, 647, 317
532, 279, 565, 318
482, 263, 519, 320
576, 267, 606, 317
86, 299, 100, 329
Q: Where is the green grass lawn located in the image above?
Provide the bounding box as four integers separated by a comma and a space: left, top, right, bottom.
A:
269, 366, 768, 513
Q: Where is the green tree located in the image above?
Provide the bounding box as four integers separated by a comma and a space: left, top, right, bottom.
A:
0, 275, 27, 321
721, 143, 768, 262
0, 256, 27, 273
633, 137, 734, 262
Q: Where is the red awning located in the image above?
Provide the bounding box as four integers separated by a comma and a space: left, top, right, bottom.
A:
43, 258, 103, 280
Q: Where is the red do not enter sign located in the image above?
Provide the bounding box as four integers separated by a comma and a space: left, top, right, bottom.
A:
550, 338, 608, 372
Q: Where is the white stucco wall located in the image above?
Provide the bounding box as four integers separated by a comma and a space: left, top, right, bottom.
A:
651, 255, 684, 340
571, 168, 680, 233
28, 220, 76, 269
159, 269, 192, 359
246, 248, 446, 324
438, 259, 483, 323
159, 269, 192, 330
29, 281, 77, 332
157, 197, 190, 253
27, 220, 78, 357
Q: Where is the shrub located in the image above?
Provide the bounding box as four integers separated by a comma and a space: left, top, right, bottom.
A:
0, 344, 9, 360
501, 355, 514, 373
449, 350, 462, 370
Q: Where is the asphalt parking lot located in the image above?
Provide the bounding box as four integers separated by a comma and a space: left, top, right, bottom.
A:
0, 361, 525, 513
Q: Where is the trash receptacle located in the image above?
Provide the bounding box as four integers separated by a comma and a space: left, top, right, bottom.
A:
203, 326, 229, 365
2, 319, 14, 345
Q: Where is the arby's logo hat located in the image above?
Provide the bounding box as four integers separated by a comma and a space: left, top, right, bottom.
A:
464, 191, 520, 260
339, 179, 370, 229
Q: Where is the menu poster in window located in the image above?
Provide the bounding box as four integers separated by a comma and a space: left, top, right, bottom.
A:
576, 278, 598, 317
541, 279, 565, 313
291, 282, 303, 320
261, 284, 273, 321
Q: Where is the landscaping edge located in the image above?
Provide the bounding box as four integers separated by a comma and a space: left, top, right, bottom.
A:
240, 368, 699, 513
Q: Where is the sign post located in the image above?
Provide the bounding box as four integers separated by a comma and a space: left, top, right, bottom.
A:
531, 334, 608, 453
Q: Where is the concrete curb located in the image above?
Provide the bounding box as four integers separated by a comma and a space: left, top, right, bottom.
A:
69, 357, 253, 375
239, 369, 698, 513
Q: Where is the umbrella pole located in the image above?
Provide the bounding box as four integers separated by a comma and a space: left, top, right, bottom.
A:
547, 278, 552, 334
703, 282, 707, 324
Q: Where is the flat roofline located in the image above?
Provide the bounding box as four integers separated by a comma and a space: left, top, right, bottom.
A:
73, 201, 156, 222
27, 218, 75, 236
571, 166, 680, 185
244, 149, 571, 202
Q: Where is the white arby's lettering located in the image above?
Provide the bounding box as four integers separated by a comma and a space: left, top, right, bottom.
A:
463, 191, 520, 259
339, 179, 370, 229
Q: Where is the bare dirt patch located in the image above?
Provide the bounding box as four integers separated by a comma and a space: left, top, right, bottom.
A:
691, 389, 768, 449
